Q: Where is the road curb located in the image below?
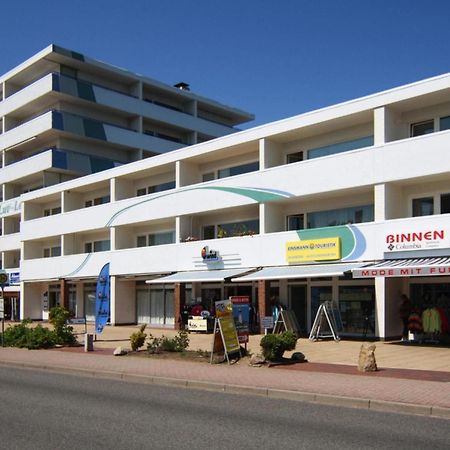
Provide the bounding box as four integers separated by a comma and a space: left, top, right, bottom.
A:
0, 359, 449, 419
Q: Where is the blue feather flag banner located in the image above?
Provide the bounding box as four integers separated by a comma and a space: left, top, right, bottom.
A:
95, 263, 110, 334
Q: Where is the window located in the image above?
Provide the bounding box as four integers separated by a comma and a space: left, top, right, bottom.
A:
286, 152, 303, 164
137, 235, 147, 247
217, 162, 259, 179
307, 205, 374, 229
43, 246, 61, 258
202, 225, 215, 240
217, 219, 259, 238
202, 172, 215, 182
287, 214, 304, 231
412, 197, 434, 217
136, 181, 175, 197
411, 120, 434, 137
85, 195, 110, 208
308, 136, 373, 160
44, 207, 61, 217
137, 232, 175, 247
440, 193, 450, 214
85, 240, 110, 253
440, 116, 450, 131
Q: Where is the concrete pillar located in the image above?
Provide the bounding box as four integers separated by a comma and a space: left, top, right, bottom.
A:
374, 277, 386, 339
374, 183, 403, 221
260, 203, 284, 234
257, 280, 270, 333
259, 138, 283, 169
110, 277, 136, 325
176, 160, 199, 188
174, 283, 185, 330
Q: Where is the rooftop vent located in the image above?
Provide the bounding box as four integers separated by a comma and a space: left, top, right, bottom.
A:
174, 82, 190, 91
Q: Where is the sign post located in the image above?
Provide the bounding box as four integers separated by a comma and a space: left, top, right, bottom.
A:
0, 271, 9, 347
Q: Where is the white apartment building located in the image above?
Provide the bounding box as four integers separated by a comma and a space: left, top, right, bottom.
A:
12, 71, 450, 340
0, 45, 254, 319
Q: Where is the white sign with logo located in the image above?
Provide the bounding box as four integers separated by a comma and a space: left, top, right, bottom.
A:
384, 227, 450, 253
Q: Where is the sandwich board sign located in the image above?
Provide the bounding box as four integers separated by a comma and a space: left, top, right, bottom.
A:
210, 299, 240, 364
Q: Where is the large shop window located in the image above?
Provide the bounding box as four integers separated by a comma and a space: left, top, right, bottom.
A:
339, 285, 375, 336
307, 205, 373, 229
84, 283, 96, 322
137, 284, 174, 326
410, 283, 450, 309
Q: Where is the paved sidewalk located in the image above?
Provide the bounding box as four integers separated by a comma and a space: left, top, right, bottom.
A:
0, 329, 449, 420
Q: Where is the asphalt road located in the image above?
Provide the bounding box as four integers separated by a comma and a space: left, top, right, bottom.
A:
0, 366, 448, 450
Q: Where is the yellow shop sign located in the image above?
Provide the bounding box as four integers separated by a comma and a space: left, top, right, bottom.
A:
286, 237, 341, 263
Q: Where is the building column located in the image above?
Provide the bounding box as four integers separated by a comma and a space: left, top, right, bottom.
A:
174, 283, 185, 330
257, 280, 270, 333
59, 279, 69, 310
374, 277, 386, 339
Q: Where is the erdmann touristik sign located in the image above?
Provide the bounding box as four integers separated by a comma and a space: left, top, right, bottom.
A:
385, 229, 449, 252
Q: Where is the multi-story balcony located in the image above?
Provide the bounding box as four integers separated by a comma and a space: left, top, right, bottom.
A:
0, 73, 241, 140
0, 110, 186, 155
20, 128, 450, 241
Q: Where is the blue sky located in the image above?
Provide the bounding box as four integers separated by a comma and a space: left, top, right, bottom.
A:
2, 0, 450, 128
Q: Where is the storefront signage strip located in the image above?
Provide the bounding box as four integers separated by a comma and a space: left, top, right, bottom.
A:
353, 265, 450, 278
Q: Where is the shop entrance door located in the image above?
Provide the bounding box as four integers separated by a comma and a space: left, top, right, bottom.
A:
289, 285, 307, 334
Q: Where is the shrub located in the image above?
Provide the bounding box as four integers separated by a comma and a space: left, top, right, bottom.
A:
160, 336, 178, 352
173, 330, 190, 352
260, 331, 298, 361
146, 333, 163, 354
130, 324, 147, 351
3, 320, 56, 350
147, 330, 190, 353
49, 306, 77, 346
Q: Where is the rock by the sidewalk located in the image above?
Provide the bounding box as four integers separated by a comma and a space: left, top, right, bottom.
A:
291, 352, 307, 363
357, 343, 378, 372
113, 346, 128, 356
249, 354, 266, 367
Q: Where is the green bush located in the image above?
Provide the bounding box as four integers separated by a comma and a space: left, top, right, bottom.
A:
3, 320, 56, 350
146, 333, 163, 354
160, 336, 178, 352
260, 331, 298, 361
49, 306, 77, 346
173, 330, 190, 352
130, 324, 147, 351
146, 330, 190, 353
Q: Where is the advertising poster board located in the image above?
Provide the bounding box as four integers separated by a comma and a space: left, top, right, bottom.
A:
210, 300, 240, 364
230, 296, 250, 344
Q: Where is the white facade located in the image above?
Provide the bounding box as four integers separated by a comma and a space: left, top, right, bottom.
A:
0, 44, 253, 318
8, 65, 450, 340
